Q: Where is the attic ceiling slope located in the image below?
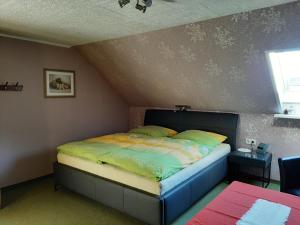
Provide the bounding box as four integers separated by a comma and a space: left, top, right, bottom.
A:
0, 0, 296, 46
77, 1, 300, 114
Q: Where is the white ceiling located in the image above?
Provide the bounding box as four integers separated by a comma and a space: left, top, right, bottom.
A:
0, 0, 296, 46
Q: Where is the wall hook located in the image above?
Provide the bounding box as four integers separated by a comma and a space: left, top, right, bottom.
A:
0, 82, 23, 91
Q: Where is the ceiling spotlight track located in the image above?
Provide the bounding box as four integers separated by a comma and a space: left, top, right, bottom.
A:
118, 0, 152, 13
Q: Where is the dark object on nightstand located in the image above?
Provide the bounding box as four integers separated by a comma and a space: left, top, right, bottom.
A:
256, 143, 269, 154
228, 151, 272, 188
278, 156, 300, 196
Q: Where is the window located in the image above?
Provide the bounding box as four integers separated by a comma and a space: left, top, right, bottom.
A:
268, 49, 300, 117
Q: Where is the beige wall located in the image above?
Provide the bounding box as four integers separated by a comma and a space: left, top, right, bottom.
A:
0, 37, 129, 187
77, 1, 300, 114
129, 106, 300, 181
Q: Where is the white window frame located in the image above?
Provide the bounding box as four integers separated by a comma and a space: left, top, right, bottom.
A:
266, 48, 300, 119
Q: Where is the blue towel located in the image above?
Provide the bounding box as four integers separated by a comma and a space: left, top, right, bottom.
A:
237, 199, 291, 225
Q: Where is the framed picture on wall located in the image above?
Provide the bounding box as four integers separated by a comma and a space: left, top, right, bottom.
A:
44, 69, 75, 97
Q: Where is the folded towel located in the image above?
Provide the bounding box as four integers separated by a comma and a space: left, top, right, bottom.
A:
236, 199, 291, 225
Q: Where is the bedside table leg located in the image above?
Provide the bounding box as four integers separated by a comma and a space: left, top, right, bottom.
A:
262, 166, 271, 188
266, 164, 271, 188
262, 167, 265, 188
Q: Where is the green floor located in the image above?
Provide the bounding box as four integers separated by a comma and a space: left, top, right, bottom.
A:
0, 177, 279, 225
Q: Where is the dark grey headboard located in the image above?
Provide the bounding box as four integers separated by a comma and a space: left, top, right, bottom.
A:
144, 109, 239, 151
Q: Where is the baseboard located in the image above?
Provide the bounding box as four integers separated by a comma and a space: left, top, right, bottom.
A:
1, 174, 53, 192
270, 179, 280, 184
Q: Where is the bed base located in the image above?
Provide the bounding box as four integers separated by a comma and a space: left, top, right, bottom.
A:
53, 155, 228, 225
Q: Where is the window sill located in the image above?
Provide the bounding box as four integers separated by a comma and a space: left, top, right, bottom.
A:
274, 114, 300, 120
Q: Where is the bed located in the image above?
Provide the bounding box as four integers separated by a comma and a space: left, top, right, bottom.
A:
53, 109, 239, 225
187, 181, 300, 225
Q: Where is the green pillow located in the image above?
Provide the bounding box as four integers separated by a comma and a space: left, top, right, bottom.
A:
129, 125, 177, 137
172, 130, 227, 148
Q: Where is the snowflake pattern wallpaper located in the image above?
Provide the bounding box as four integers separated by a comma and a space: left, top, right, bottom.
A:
77, 2, 300, 114
77, 1, 300, 180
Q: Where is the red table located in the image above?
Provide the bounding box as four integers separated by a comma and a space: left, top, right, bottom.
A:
187, 181, 300, 225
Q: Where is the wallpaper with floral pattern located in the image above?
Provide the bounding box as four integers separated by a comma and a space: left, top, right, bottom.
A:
76, 2, 300, 180
129, 107, 300, 180
77, 1, 300, 114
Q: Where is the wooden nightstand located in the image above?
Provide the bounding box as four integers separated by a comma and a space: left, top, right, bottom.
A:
228, 151, 272, 188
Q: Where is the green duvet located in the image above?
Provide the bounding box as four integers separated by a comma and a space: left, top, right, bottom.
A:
58, 133, 213, 181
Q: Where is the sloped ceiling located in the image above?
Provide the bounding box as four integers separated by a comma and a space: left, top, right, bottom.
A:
0, 0, 296, 46
77, 1, 300, 113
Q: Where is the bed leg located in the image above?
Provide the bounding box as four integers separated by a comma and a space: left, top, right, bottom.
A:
0, 188, 3, 209
54, 183, 61, 192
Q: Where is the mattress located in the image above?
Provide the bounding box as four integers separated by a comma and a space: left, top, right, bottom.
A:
57, 143, 230, 195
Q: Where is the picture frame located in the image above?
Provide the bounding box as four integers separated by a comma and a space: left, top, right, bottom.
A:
44, 69, 75, 98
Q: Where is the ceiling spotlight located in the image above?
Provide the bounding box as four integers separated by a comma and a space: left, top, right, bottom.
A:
136, 0, 147, 13
118, 0, 152, 13
142, 0, 152, 7
119, 0, 130, 8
